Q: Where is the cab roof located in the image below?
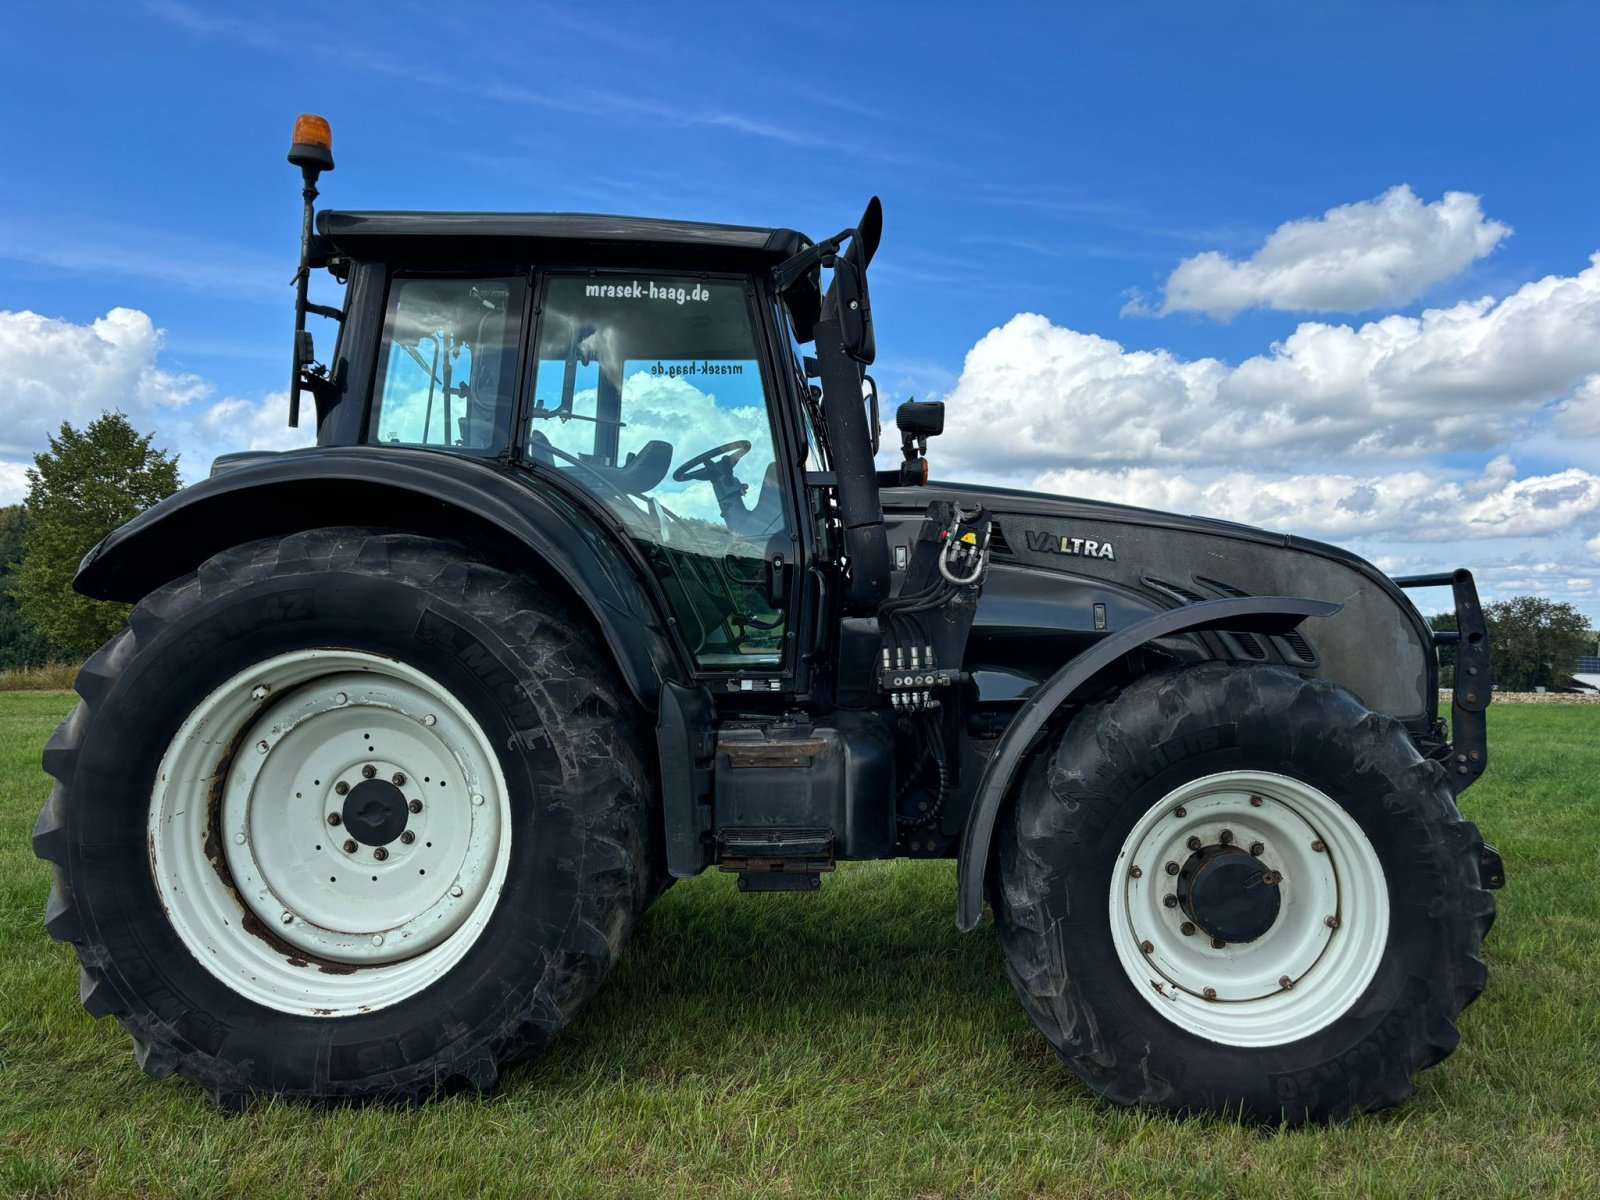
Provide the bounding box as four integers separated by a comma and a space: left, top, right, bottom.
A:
313, 210, 808, 271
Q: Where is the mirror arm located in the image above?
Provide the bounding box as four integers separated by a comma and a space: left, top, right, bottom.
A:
772, 227, 856, 294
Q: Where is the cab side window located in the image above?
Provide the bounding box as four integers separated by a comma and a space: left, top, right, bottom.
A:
370, 276, 525, 452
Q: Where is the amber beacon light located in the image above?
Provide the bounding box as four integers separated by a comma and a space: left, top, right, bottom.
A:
288, 114, 335, 174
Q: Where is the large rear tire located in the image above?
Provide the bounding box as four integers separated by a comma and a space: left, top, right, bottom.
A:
34, 527, 663, 1107
994, 662, 1495, 1124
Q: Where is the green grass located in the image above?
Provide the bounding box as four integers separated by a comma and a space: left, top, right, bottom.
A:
1, 693, 1597, 1199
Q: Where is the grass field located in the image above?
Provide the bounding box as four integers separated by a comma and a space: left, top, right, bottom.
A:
1, 692, 1596, 1199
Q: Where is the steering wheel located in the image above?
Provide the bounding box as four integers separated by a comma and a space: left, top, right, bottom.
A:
673, 440, 751, 483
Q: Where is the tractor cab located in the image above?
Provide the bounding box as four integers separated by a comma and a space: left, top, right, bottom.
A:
293, 200, 897, 688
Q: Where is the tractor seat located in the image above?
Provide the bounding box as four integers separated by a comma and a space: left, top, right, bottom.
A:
526, 433, 672, 497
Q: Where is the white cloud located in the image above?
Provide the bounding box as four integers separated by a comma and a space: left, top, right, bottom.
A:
193, 393, 315, 455
1146, 186, 1510, 320
0, 307, 305, 502
0, 461, 29, 506
1030, 457, 1600, 544
1555, 375, 1600, 437
941, 255, 1600, 475
0, 308, 210, 458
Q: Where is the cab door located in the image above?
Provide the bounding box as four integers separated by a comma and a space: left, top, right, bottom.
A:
519, 271, 803, 679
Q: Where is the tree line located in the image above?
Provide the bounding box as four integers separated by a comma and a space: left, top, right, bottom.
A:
2, 411, 1597, 689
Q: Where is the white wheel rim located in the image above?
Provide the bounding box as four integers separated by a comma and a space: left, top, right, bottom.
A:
148, 649, 512, 1016
1108, 770, 1389, 1047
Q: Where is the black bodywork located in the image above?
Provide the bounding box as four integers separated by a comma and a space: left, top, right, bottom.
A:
74, 205, 1493, 919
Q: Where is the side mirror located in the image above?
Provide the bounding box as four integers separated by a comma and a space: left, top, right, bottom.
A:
836, 196, 883, 365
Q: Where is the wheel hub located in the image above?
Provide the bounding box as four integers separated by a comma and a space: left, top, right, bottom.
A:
1179, 847, 1281, 944
148, 649, 512, 1016
342, 778, 409, 846
1109, 770, 1389, 1047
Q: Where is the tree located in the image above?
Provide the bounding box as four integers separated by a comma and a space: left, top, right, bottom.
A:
0, 505, 56, 668
7, 414, 180, 657
1433, 595, 1591, 692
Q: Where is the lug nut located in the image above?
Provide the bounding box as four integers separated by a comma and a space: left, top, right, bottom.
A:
449, 884, 464, 898
1129, 865, 1143, 879
256, 740, 270, 754
362, 764, 377, 780
1279, 975, 1295, 990
1186, 835, 1203, 851
1165, 861, 1180, 876
1249, 841, 1264, 857
327, 813, 342, 826
400, 830, 416, 845
1311, 839, 1327, 853
1324, 915, 1341, 929
1261, 870, 1281, 886
408, 799, 423, 814
1139, 940, 1154, 954
1249, 795, 1263, 807
373, 847, 389, 861
1211, 937, 1226, 949
251, 685, 271, 701
1203, 987, 1218, 1001
392, 772, 407, 787
343, 839, 357, 853
1163, 893, 1178, 908
1173, 806, 1187, 818
1218, 829, 1234, 845
335, 781, 349, 796
1180, 921, 1196, 936
281, 911, 294, 925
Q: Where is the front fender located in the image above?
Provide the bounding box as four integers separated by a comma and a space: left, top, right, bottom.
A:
76, 446, 683, 709
955, 595, 1342, 931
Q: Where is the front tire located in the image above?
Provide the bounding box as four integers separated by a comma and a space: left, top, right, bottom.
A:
34, 527, 661, 1107
994, 662, 1495, 1124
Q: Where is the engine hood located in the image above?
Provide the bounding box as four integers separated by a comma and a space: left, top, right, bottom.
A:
879, 479, 1438, 725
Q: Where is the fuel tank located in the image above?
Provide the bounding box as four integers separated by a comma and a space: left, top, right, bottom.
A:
881, 481, 1437, 727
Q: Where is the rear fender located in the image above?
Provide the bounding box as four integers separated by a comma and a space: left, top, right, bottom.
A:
955, 595, 1342, 931
74, 446, 683, 709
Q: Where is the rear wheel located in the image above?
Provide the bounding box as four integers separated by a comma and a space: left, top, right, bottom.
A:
34, 527, 662, 1106
994, 662, 1495, 1123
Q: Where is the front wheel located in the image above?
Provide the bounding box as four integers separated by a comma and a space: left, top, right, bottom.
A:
34, 528, 660, 1107
994, 662, 1495, 1124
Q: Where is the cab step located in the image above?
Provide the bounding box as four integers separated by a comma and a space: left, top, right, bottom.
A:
717, 827, 835, 892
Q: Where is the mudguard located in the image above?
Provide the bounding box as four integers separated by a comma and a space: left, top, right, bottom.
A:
74, 446, 683, 709
955, 595, 1342, 931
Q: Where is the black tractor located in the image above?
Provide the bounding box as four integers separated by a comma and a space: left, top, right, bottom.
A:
34, 116, 1502, 1122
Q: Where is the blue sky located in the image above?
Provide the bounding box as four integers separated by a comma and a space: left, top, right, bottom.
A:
5, 1, 1600, 620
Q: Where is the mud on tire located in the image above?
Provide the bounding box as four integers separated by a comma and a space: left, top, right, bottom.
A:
33, 526, 665, 1107
993, 661, 1495, 1124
